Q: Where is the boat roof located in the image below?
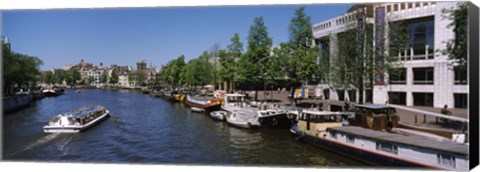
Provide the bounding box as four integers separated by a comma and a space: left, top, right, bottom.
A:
60, 106, 106, 118
355, 104, 394, 110
302, 110, 346, 116
225, 94, 245, 97
328, 126, 469, 156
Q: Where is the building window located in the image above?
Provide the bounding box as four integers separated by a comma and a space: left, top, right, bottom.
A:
346, 135, 355, 144
347, 90, 356, 102
408, 3, 413, 9
337, 90, 345, 101
407, 17, 435, 60
413, 92, 434, 107
376, 142, 398, 154
401, 3, 405, 10
387, 5, 391, 12
415, 2, 421, 7
394, 4, 398, 11
454, 94, 468, 108
454, 68, 467, 85
388, 92, 406, 105
437, 154, 456, 168
389, 68, 407, 84
413, 67, 434, 84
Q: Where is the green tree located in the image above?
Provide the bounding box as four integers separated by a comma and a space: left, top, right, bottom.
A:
135, 70, 146, 86
216, 49, 234, 92
161, 55, 185, 89
110, 71, 119, 85
53, 69, 66, 85
283, 6, 317, 100
99, 72, 108, 83
3, 43, 43, 95
85, 76, 94, 85
441, 2, 468, 81
180, 51, 214, 88
65, 69, 81, 86
226, 33, 244, 91
238, 16, 272, 100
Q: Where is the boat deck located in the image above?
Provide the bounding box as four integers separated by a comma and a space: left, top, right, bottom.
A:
327, 126, 469, 156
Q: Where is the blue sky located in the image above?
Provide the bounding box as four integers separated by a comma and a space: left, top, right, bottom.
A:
2, 4, 352, 70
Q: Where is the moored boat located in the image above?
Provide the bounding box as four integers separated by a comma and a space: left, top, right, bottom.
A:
190, 107, 205, 113
225, 109, 260, 129
291, 106, 469, 170
210, 110, 227, 121
257, 103, 290, 128
185, 91, 224, 111
43, 105, 110, 133
42, 86, 64, 97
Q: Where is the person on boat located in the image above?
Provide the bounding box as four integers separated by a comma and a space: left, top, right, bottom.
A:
440, 104, 452, 125
344, 98, 350, 111
49, 118, 54, 125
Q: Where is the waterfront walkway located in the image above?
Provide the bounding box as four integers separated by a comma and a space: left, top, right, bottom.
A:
249, 90, 468, 128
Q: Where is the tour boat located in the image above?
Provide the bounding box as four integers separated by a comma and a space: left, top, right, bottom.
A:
210, 111, 227, 121
291, 107, 469, 170
43, 105, 110, 133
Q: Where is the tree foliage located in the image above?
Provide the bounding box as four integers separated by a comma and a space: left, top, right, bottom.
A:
66, 69, 81, 86
3, 43, 43, 94
180, 51, 214, 87
161, 55, 186, 88
135, 70, 146, 86
237, 17, 272, 99
99, 72, 108, 83
109, 71, 119, 84
441, 2, 468, 73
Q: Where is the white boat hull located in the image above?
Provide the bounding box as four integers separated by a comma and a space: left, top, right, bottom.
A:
210, 111, 226, 121
190, 107, 205, 113
43, 110, 109, 133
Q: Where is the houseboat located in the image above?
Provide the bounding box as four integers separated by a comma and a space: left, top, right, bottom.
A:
185, 91, 224, 111
291, 106, 469, 170
43, 105, 110, 133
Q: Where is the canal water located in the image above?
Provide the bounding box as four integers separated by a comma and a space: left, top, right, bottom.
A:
3, 89, 367, 167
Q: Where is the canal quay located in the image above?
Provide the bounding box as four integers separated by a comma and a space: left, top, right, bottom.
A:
3, 88, 366, 167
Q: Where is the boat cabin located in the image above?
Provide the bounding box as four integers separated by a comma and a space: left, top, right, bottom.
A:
325, 126, 469, 170
224, 94, 248, 107
352, 104, 399, 131
297, 110, 346, 138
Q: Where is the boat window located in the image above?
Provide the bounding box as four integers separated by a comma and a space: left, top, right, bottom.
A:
329, 131, 338, 139
375, 142, 398, 154
301, 114, 342, 123
346, 134, 355, 144
228, 96, 244, 103
437, 154, 456, 168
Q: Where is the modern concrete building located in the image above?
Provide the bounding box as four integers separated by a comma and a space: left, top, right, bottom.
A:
312, 2, 467, 109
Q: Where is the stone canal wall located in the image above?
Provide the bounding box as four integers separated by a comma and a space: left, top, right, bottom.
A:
3, 94, 33, 114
